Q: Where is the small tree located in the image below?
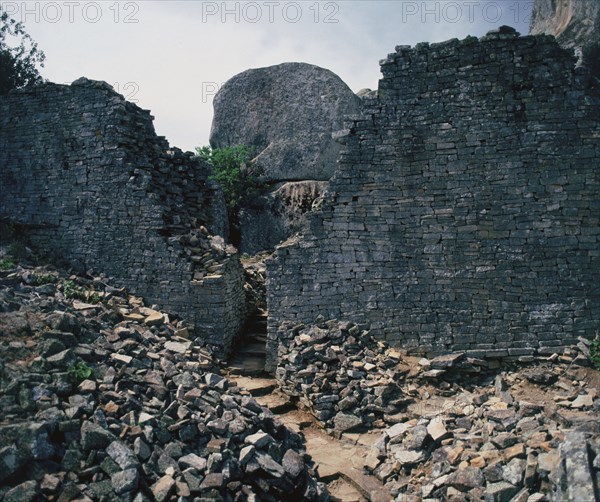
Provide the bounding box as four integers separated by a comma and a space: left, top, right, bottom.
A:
195, 145, 262, 245
0, 10, 46, 94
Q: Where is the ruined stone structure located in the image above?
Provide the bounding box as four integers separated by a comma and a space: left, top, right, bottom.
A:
210, 62, 362, 254
0, 79, 245, 355
266, 28, 600, 370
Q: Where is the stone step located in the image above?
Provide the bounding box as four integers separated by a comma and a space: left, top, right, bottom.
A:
255, 392, 295, 414
245, 320, 267, 332
228, 354, 266, 376
242, 332, 267, 342
340, 468, 393, 502
227, 376, 277, 396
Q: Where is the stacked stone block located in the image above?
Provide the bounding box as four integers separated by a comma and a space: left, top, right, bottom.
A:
267, 28, 600, 370
0, 78, 245, 355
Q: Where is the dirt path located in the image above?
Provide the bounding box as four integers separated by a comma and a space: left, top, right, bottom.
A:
228, 375, 393, 502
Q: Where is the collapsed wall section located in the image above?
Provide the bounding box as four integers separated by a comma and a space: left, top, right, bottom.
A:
267, 29, 600, 369
0, 79, 245, 354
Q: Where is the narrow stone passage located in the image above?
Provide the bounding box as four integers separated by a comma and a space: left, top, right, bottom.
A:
226, 257, 393, 500
228, 309, 268, 376
228, 256, 269, 376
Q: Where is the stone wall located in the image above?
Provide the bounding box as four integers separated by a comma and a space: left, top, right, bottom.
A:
266, 28, 600, 370
0, 78, 245, 355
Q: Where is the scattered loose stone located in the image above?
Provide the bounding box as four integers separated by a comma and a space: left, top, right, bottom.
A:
274, 317, 599, 500
0, 265, 327, 501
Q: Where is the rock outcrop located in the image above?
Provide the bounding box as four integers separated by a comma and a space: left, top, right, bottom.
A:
210, 62, 361, 254
530, 0, 600, 77
210, 62, 361, 182
238, 181, 328, 254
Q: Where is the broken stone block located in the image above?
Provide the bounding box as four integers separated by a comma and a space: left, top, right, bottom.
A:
3, 480, 38, 502
446, 467, 484, 491
427, 419, 450, 442
393, 448, 425, 466
484, 481, 519, 502
106, 441, 139, 470
152, 474, 176, 502
333, 412, 362, 432
0, 444, 26, 483
111, 468, 139, 495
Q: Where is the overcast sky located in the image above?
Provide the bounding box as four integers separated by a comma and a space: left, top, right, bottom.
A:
6, 1, 533, 152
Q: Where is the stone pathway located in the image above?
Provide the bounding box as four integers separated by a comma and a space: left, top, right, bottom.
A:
228, 374, 393, 501
228, 311, 269, 376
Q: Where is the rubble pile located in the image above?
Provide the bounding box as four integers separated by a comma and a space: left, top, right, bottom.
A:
179, 229, 238, 284
0, 264, 327, 502
275, 320, 410, 433
275, 319, 600, 501
372, 369, 600, 501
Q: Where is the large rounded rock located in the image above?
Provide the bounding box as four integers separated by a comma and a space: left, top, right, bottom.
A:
530, 0, 600, 77
209, 62, 361, 182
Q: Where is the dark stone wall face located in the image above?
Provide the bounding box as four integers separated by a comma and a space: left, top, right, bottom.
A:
0, 79, 245, 355
266, 31, 600, 370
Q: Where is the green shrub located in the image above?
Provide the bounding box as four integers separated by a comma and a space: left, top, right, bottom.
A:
63, 279, 86, 300
0, 258, 15, 270
67, 360, 93, 383
33, 273, 57, 284
591, 335, 600, 371
195, 144, 264, 244
62, 279, 103, 303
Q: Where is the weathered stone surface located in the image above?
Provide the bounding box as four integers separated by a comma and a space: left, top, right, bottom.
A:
393, 449, 425, 466
210, 62, 361, 182
106, 441, 138, 470
0, 422, 55, 460
0, 79, 245, 356
333, 412, 362, 432
484, 481, 519, 502
447, 467, 485, 491
245, 431, 273, 449
267, 31, 600, 367
111, 468, 139, 495
152, 474, 176, 502
552, 431, 597, 501
427, 419, 450, 442
0, 445, 25, 483
178, 453, 207, 472
530, 0, 600, 77
238, 180, 328, 254
4, 480, 38, 502
0, 264, 326, 502
80, 421, 116, 452
282, 449, 305, 478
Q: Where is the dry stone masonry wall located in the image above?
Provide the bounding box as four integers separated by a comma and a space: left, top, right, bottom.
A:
0, 79, 245, 355
267, 28, 600, 370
